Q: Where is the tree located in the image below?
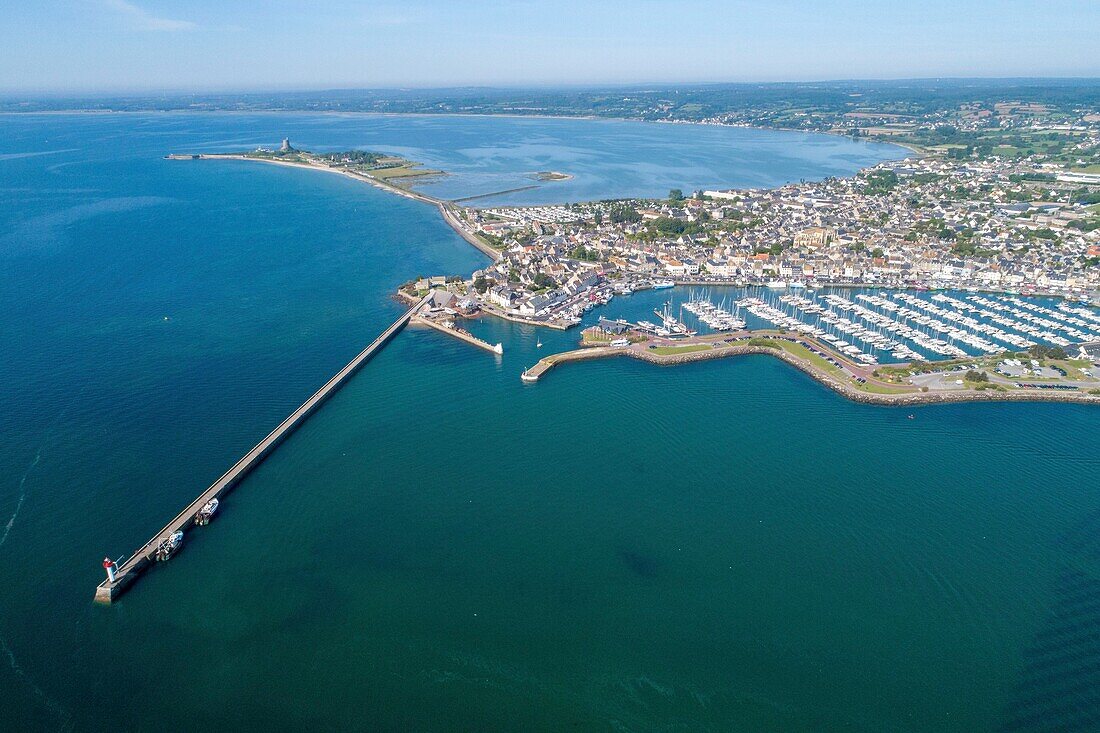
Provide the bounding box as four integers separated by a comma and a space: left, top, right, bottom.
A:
863, 170, 898, 194
593, 211, 603, 226
531, 272, 556, 290
609, 204, 641, 223
668, 188, 684, 202
570, 245, 598, 262
964, 370, 989, 383
1028, 344, 1067, 360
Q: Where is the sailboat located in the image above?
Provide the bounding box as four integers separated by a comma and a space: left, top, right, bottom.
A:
536, 338, 542, 348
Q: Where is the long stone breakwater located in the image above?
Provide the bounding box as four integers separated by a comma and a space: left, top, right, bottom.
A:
94, 296, 430, 604
522, 339, 1100, 407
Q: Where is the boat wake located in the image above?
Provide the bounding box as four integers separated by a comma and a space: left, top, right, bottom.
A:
0, 451, 40, 549
1, 395, 79, 551
0, 402, 81, 730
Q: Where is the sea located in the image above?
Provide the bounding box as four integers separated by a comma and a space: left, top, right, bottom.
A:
0, 112, 1097, 732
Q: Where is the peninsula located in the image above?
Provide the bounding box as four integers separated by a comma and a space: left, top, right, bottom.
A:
174, 139, 502, 258
171, 103, 1100, 408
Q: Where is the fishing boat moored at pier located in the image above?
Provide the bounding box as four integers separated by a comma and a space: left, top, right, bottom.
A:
194, 498, 219, 526
154, 531, 184, 561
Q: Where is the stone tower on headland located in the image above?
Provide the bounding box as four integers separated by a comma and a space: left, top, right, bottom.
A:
280, 137, 292, 152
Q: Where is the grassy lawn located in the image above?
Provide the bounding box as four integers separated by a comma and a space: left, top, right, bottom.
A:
776, 341, 844, 374
857, 381, 917, 395
369, 165, 443, 180
743, 337, 784, 350
652, 344, 711, 355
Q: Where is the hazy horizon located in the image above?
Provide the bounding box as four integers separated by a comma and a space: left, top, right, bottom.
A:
3, 0, 1098, 93
4, 76, 1100, 98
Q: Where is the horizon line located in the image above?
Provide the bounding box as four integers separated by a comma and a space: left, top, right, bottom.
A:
4, 75, 1100, 98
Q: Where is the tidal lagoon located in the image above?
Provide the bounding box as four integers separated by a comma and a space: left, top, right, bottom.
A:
0, 113, 1097, 731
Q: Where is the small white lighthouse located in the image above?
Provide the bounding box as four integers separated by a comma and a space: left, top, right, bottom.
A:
103, 557, 117, 583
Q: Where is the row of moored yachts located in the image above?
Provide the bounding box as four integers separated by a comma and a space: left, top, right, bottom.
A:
679, 289, 1100, 365
682, 298, 747, 331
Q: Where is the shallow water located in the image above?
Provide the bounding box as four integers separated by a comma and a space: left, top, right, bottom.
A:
0, 113, 1097, 732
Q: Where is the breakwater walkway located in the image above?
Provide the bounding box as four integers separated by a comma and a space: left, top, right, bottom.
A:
451, 185, 540, 203
521, 335, 1100, 407
412, 315, 503, 354
94, 295, 430, 604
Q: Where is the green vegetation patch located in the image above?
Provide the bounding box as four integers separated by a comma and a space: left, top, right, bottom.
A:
369, 165, 443, 180
774, 340, 844, 374
858, 381, 917, 395
651, 344, 711, 355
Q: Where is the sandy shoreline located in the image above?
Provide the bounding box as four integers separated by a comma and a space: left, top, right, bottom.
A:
192, 154, 500, 260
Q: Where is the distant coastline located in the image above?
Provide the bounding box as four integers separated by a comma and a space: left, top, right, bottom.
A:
170, 112, 909, 267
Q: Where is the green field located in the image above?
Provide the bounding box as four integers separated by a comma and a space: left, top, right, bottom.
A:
652, 344, 711, 355
857, 381, 917, 395
773, 340, 844, 374
369, 165, 443, 180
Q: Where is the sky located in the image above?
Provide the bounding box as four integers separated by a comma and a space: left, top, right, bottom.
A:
1, 0, 1098, 92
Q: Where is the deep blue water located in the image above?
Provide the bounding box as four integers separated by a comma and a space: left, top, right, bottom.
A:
0, 113, 1097, 732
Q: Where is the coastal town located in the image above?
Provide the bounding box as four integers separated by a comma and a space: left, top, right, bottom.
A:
384, 103, 1100, 403
176, 104, 1100, 403
378, 97, 1099, 316
437, 152, 1100, 320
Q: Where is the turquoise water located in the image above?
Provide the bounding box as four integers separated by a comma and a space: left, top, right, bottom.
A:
17, 111, 906, 206
1, 114, 1098, 732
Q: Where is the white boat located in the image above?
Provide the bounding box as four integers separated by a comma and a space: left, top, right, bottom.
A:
652, 280, 675, 290
788, 280, 806, 289
765, 279, 788, 289
155, 530, 184, 561
194, 498, 219, 526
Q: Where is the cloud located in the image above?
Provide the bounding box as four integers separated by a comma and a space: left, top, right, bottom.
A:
103, 0, 197, 31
